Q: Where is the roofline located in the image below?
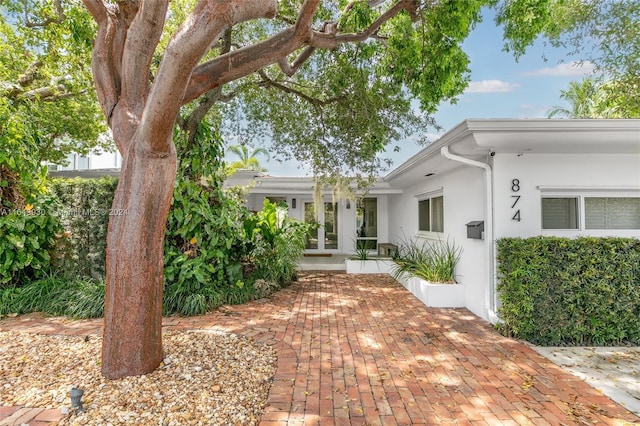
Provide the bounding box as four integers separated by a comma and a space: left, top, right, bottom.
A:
384, 118, 640, 182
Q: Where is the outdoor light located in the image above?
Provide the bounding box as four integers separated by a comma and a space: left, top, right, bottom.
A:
346, 200, 351, 209
70, 387, 84, 412
291, 198, 296, 208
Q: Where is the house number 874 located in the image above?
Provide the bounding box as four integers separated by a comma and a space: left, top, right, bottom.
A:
511, 179, 521, 221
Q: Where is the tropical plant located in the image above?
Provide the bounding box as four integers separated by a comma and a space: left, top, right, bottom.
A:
547, 78, 621, 119
227, 144, 270, 172
245, 199, 311, 285
391, 237, 462, 284
352, 243, 371, 261
0, 193, 63, 287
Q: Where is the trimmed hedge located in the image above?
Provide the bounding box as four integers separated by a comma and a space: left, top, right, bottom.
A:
496, 237, 640, 346
48, 177, 118, 280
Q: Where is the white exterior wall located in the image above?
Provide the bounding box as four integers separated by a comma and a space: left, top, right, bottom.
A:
387, 165, 490, 320
493, 153, 640, 239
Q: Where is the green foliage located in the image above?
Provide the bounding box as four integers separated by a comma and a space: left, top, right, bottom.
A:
163, 178, 252, 316
496, 0, 640, 117
496, 237, 640, 346
391, 237, 462, 283
47, 177, 118, 280
0, 2, 109, 190
0, 275, 104, 319
0, 193, 62, 286
227, 144, 269, 173
245, 199, 311, 285
352, 243, 371, 261
546, 78, 624, 119
220, 0, 491, 181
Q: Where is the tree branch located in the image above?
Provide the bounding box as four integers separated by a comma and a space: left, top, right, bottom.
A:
182, 0, 320, 104
257, 70, 344, 107
120, 0, 169, 116
17, 59, 43, 87
141, 0, 278, 152
24, 0, 65, 27
278, 45, 316, 77
309, 0, 413, 49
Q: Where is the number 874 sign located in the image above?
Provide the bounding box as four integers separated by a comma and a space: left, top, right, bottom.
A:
510, 179, 521, 222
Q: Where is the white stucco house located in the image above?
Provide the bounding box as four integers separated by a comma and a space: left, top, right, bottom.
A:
52, 119, 640, 322
228, 119, 640, 322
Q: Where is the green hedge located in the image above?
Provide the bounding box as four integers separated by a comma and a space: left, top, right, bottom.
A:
496, 237, 640, 346
47, 177, 118, 279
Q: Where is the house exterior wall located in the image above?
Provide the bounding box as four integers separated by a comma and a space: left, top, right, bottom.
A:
387, 165, 490, 319
492, 153, 640, 239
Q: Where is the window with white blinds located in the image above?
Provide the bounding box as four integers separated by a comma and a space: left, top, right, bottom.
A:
541, 195, 640, 230
541, 198, 578, 229
585, 197, 640, 229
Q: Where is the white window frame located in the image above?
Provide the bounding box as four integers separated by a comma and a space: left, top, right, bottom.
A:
539, 187, 640, 236
415, 189, 444, 237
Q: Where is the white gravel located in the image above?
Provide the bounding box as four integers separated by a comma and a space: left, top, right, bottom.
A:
0, 330, 277, 425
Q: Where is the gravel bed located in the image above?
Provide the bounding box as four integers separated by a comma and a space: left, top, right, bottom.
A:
0, 330, 277, 425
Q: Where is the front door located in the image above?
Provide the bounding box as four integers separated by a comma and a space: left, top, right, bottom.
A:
303, 200, 339, 251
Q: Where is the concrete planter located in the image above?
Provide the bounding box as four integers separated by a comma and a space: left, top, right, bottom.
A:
395, 272, 465, 308
345, 259, 395, 274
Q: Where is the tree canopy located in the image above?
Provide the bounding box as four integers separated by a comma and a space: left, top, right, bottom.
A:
496, 0, 640, 117
0, 1, 108, 192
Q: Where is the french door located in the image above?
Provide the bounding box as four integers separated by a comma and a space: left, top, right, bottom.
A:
303, 200, 338, 251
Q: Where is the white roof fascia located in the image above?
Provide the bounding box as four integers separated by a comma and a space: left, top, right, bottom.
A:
385, 118, 640, 184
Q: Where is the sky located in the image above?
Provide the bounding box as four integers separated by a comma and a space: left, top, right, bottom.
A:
237, 7, 596, 177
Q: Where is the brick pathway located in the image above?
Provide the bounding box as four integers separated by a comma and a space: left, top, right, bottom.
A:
1, 272, 638, 425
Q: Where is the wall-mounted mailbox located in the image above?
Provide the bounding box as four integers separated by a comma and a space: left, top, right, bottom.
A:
466, 221, 484, 240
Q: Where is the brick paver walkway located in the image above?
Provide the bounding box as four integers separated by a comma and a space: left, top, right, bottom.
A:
1, 272, 638, 425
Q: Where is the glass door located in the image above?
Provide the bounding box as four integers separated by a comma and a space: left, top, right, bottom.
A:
356, 198, 377, 251
303, 200, 339, 251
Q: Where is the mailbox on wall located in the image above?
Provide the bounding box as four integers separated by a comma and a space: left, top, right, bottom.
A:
466, 221, 484, 239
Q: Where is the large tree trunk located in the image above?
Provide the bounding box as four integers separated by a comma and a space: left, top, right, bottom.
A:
101, 140, 177, 379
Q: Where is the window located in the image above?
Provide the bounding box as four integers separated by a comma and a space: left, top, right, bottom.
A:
356, 198, 377, 250
542, 197, 578, 229
540, 193, 640, 231
585, 197, 640, 229
418, 195, 444, 232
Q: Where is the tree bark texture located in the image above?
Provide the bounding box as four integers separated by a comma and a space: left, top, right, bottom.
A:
102, 140, 177, 379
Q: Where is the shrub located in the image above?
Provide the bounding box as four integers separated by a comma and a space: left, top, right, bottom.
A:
245, 199, 311, 285
0, 193, 63, 286
163, 177, 254, 315
497, 237, 640, 346
391, 236, 462, 283
47, 177, 118, 280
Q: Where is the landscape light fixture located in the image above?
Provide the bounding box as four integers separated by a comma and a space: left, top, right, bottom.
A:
70, 387, 84, 412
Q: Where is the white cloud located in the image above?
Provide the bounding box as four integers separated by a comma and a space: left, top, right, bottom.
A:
523, 61, 596, 77
465, 80, 520, 94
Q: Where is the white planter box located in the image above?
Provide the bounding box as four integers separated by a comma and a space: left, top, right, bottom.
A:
345, 259, 395, 274
395, 272, 465, 308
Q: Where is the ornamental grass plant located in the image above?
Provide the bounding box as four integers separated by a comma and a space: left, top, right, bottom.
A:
391, 236, 462, 284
